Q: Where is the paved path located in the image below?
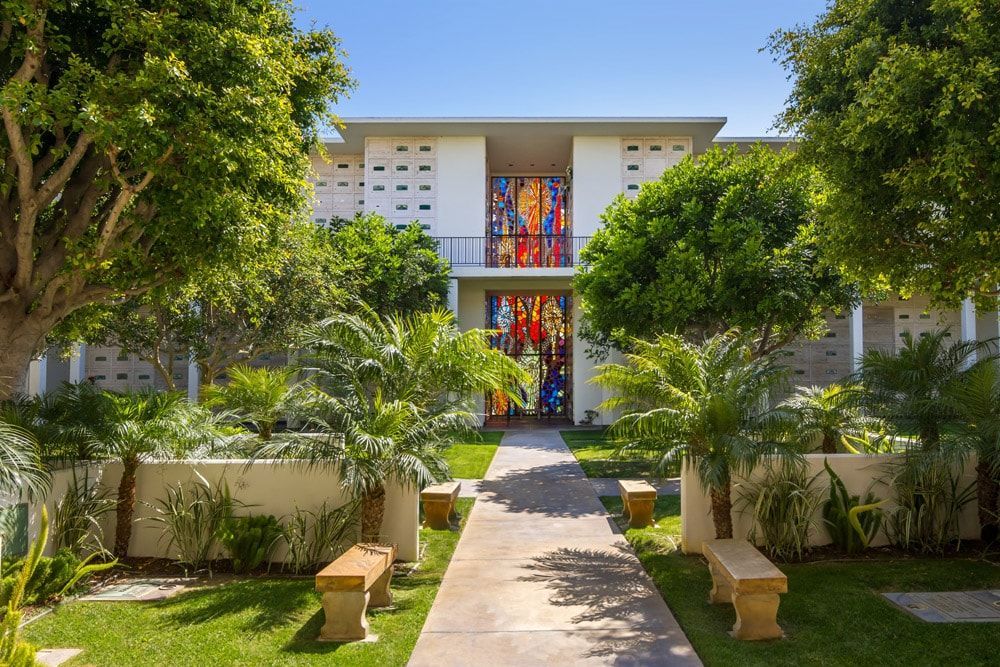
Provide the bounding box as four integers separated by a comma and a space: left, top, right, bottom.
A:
455, 477, 679, 499
409, 429, 700, 666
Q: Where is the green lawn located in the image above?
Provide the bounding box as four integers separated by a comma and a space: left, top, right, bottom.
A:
24, 499, 474, 667
561, 429, 671, 479
442, 430, 503, 478
602, 495, 1000, 666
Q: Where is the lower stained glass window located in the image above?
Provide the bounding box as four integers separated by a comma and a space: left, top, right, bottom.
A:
487, 294, 570, 418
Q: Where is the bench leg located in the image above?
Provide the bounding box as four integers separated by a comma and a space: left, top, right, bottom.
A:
423, 500, 452, 530
731, 593, 783, 640
369, 565, 394, 608
627, 498, 655, 528
707, 563, 734, 605
319, 591, 370, 642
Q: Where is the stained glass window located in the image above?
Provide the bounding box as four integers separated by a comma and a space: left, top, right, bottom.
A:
487, 294, 571, 419
488, 177, 568, 267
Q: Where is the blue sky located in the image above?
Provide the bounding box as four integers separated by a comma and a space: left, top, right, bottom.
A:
294, 1, 828, 137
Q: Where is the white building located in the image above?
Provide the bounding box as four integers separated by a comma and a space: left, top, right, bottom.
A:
27, 117, 999, 423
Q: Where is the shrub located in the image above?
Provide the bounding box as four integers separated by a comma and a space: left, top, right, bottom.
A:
145, 473, 235, 573
218, 515, 282, 574
821, 459, 884, 554
53, 468, 114, 557
282, 501, 359, 575
738, 463, 822, 561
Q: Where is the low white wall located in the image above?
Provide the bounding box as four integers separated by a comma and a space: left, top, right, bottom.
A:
28, 460, 419, 562
680, 453, 980, 555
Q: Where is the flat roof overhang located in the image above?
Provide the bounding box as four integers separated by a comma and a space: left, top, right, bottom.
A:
320, 117, 728, 168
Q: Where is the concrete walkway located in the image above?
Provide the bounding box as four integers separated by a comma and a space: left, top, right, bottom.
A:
409, 429, 700, 666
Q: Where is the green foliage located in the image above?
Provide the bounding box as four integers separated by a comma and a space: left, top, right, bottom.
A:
594, 331, 797, 538
256, 306, 528, 540
326, 215, 451, 317
145, 473, 235, 573
0, 421, 48, 500
575, 145, 856, 355
0, 0, 354, 398
217, 515, 282, 574
778, 382, 882, 453
281, 501, 360, 575
822, 459, 884, 554
770, 0, 1000, 302
53, 467, 114, 556
739, 464, 823, 562
203, 365, 314, 441
883, 448, 975, 553
0, 506, 47, 665
858, 329, 993, 449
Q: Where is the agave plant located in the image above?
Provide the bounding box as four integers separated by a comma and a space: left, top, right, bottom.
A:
256, 306, 527, 542
594, 330, 797, 539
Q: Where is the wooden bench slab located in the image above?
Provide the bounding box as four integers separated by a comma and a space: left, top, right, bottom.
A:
421, 481, 461, 530
315, 543, 398, 642
618, 479, 656, 528
316, 543, 397, 593
703, 539, 787, 640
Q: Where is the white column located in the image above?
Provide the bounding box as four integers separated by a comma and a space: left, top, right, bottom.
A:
850, 302, 864, 373
26, 353, 48, 395
68, 343, 86, 384
187, 355, 201, 402
446, 278, 459, 318
961, 297, 977, 366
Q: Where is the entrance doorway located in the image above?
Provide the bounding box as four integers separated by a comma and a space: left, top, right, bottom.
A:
486, 293, 571, 421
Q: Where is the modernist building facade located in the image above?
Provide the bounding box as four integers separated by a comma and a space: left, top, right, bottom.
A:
26, 117, 1000, 426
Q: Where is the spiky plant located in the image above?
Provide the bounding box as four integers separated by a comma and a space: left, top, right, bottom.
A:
255, 306, 528, 542
778, 382, 879, 453
858, 329, 991, 450
594, 330, 796, 539
203, 364, 312, 440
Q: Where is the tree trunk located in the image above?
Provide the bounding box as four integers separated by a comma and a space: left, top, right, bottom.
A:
114, 455, 141, 558
709, 482, 734, 539
0, 309, 51, 400
919, 424, 940, 451
976, 459, 999, 542
821, 433, 837, 454
361, 484, 387, 543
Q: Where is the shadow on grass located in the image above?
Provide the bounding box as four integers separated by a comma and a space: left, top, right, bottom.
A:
154, 579, 316, 634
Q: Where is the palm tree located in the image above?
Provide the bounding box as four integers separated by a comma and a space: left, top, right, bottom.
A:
778, 383, 879, 454
203, 364, 311, 440
858, 329, 990, 450
90, 390, 226, 557
0, 421, 48, 500
594, 331, 794, 539
256, 306, 527, 542
942, 360, 1000, 541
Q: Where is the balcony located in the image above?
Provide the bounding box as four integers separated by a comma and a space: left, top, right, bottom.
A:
434, 235, 592, 268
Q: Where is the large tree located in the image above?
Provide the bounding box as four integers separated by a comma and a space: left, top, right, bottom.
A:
769, 0, 1000, 303
0, 0, 352, 398
575, 145, 857, 355
64, 221, 345, 388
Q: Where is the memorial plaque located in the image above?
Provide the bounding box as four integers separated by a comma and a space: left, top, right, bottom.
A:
80, 578, 192, 601
884, 590, 1000, 623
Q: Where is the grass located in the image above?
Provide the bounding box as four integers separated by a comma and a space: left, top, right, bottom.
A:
442, 430, 502, 478
561, 429, 671, 479
601, 495, 1000, 666
24, 499, 474, 667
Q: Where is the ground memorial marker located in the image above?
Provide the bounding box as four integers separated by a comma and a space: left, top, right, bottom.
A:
884, 591, 1000, 623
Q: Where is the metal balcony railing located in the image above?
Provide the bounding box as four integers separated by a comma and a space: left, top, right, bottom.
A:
434, 235, 592, 268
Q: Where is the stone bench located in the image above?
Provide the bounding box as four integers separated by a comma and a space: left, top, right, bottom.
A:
703, 539, 787, 640
315, 543, 397, 642
421, 481, 461, 530
618, 479, 656, 528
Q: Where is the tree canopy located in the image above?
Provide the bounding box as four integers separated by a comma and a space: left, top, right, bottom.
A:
769, 0, 1000, 304
0, 0, 353, 397
575, 145, 857, 355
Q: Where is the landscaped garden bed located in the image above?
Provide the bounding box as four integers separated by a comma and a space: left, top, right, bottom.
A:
22, 499, 473, 666
603, 495, 1000, 666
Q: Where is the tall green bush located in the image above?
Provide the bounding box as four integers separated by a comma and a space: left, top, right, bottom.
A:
218, 515, 282, 574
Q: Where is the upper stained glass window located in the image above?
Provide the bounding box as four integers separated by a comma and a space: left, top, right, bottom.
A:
489, 177, 568, 267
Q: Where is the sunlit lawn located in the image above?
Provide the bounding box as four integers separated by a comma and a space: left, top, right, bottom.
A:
442, 431, 503, 478
602, 495, 1000, 666
24, 499, 474, 667
561, 429, 671, 479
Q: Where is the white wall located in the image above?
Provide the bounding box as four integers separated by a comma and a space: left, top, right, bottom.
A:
29, 460, 420, 562
436, 136, 487, 237
571, 136, 624, 237
680, 454, 980, 555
